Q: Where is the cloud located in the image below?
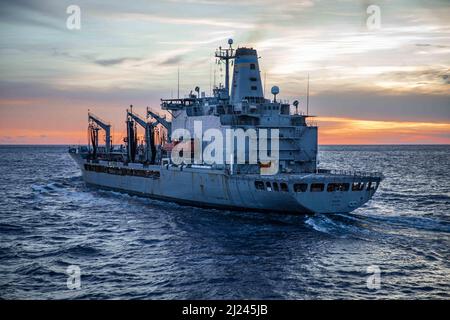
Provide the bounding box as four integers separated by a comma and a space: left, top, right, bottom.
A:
111, 12, 255, 29
157, 34, 234, 46
317, 116, 450, 144
442, 74, 450, 84
294, 90, 450, 122
94, 57, 141, 67
159, 55, 184, 66
1, 0, 450, 144
50, 49, 146, 68
0, 0, 63, 30
416, 43, 450, 48
166, 0, 315, 8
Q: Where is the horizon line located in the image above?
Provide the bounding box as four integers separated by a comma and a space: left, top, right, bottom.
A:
1, 143, 449, 147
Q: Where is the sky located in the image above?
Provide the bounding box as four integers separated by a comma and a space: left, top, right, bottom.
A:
0, 0, 449, 145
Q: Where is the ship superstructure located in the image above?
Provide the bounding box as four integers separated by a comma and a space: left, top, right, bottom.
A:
69, 40, 383, 214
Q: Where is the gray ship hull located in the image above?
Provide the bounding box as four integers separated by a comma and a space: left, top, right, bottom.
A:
71, 153, 381, 214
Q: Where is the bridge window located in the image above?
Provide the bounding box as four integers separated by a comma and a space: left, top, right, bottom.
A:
280, 182, 288, 192
273, 182, 279, 192
327, 183, 350, 192
294, 183, 308, 192
266, 181, 272, 191
255, 181, 264, 190
251, 86, 257, 90
352, 182, 365, 191
367, 181, 376, 191
310, 183, 324, 192
250, 77, 257, 81
250, 63, 256, 70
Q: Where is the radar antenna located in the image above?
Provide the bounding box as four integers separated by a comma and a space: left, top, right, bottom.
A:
215, 39, 235, 96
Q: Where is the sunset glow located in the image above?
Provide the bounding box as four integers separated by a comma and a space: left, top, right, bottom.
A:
317, 117, 450, 144
0, 0, 449, 145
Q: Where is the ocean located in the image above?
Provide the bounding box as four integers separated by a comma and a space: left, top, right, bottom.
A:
0, 145, 449, 299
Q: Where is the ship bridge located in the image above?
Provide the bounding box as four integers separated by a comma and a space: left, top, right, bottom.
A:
158, 39, 318, 174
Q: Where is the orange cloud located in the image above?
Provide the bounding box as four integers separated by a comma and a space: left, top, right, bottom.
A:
317, 117, 450, 144
1, 117, 449, 145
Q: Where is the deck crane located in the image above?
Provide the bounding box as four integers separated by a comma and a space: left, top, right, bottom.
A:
147, 107, 172, 142
88, 112, 111, 157
127, 107, 157, 164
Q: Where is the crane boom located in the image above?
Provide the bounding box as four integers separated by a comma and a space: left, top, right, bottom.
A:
127, 110, 157, 164
127, 111, 149, 129
147, 108, 171, 141
88, 112, 111, 153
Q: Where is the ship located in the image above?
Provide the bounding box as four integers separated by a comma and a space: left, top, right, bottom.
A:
69, 39, 383, 214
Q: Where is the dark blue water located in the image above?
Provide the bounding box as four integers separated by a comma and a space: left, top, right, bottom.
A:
0, 145, 449, 299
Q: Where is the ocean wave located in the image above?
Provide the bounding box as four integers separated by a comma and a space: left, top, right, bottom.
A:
14, 262, 61, 277
65, 244, 103, 257
304, 214, 346, 235
359, 213, 450, 234
0, 222, 27, 234
2, 145, 450, 299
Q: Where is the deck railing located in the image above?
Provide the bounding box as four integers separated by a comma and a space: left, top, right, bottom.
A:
317, 168, 384, 179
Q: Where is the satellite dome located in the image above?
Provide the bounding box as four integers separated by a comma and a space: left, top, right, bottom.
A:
271, 86, 280, 95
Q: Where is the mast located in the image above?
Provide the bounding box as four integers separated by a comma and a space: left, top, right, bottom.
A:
264, 72, 267, 98
177, 67, 180, 99
215, 39, 235, 96
306, 74, 310, 116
